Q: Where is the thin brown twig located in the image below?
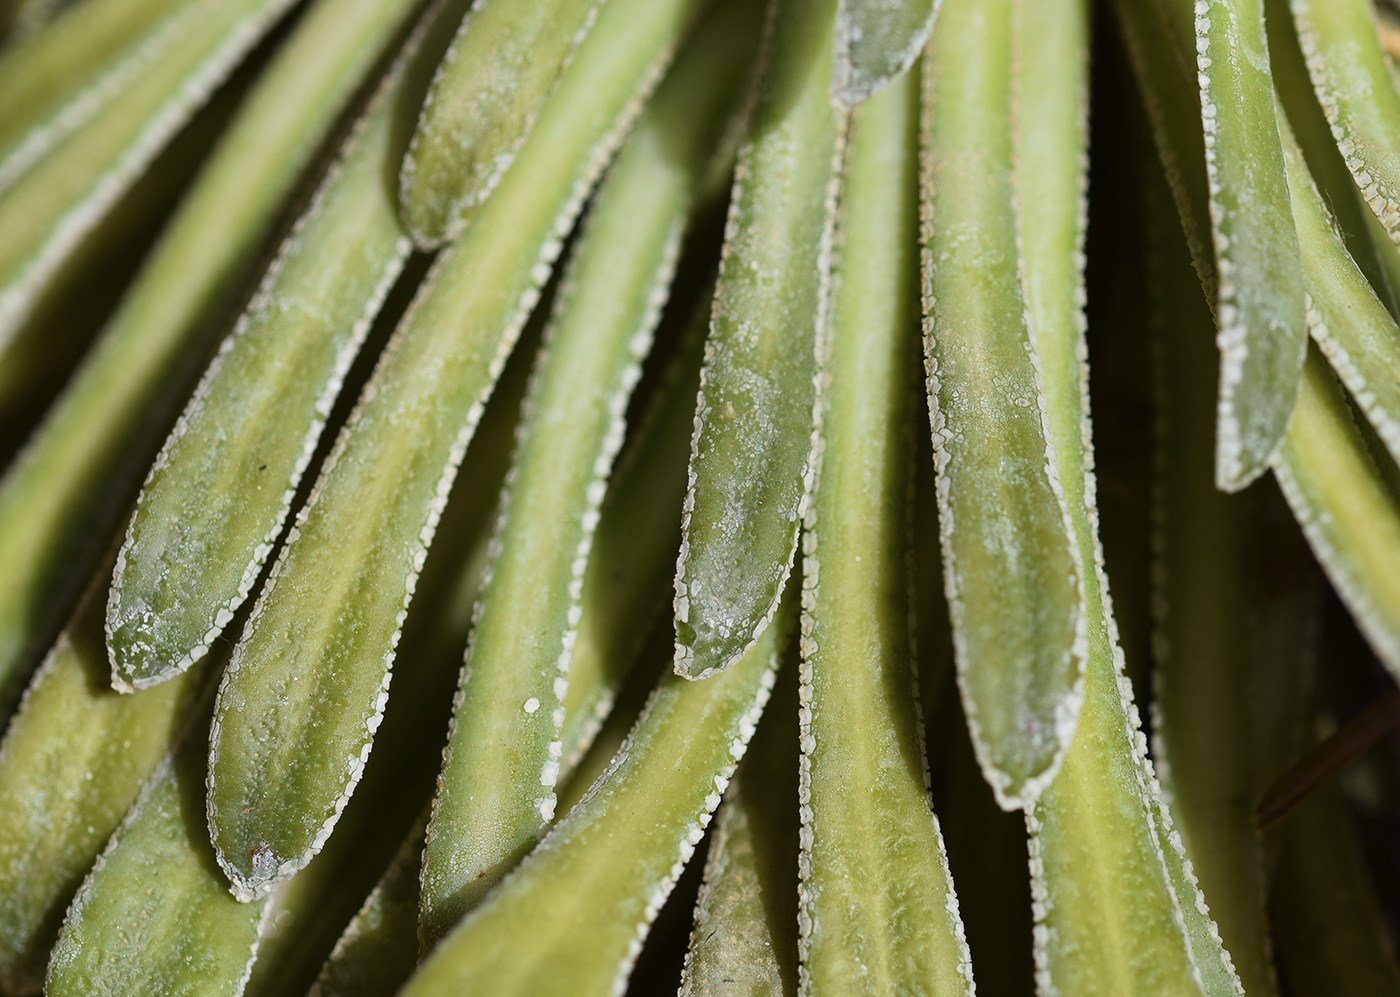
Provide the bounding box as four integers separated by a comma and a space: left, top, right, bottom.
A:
1254, 687, 1400, 831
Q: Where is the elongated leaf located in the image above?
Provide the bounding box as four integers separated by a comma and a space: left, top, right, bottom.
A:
205, 0, 705, 901
920, 0, 1086, 809
0, 0, 302, 350
398, 593, 795, 997
673, 0, 843, 681
1266, 0, 1400, 320
398, 0, 607, 247
1024, 11, 1240, 991
0, 567, 205, 993
105, 3, 442, 691
0, 0, 189, 189
0, 0, 427, 709
45, 716, 273, 997
1277, 114, 1400, 478
242, 338, 531, 997
679, 659, 798, 997
45, 381, 517, 997
1272, 347, 1400, 682
830, 0, 939, 105
797, 67, 973, 996
1196, 0, 1307, 488
1290, 0, 1400, 249
418, 1, 762, 945
1122, 0, 1307, 487
559, 288, 709, 772
1150, 151, 1279, 997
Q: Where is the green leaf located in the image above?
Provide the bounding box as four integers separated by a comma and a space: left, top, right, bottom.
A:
1198, 0, 1307, 489
44, 395, 514, 996
1289, 0, 1400, 251
1272, 346, 1400, 684
919, 0, 1086, 808
0, 0, 190, 190
205, 0, 706, 901
830, 0, 939, 106
398, 0, 608, 247
796, 66, 973, 996
0, 566, 204, 994
106, 24, 424, 691
673, 0, 843, 681
1277, 111, 1400, 482
1024, 8, 1241, 991
1266, 0, 1400, 320
398, 592, 796, 997
679, 659, 799, 997
1150, 140, 1280, 997
417, 0, 762, 945
0, 0, 302, 349
45, 728, 273, 997
0, 0, 427, 708
558, 287, 708, 773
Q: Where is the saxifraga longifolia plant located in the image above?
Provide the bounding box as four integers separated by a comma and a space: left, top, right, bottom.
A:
2, 0, 1400, 993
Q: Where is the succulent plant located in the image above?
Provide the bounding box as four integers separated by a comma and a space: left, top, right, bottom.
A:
2, 0, 1400, 994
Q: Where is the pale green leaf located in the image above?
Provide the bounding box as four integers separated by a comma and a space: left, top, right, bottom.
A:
0, 0, 426, 708
106, 26, 423, 690
204, 0, 706, 901
0, 567, 204, 994
398, 594, 795, 997
797, 65, 973, 996
1195, 0, 1307, 488
673, 0, 844, 681
920, 0, 1086, 808
398, 0, 608, 247
830, 0, 939, 105
417, 0, 762, 944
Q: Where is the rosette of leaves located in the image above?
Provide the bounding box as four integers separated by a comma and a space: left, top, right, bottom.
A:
2, 0, 1400, 994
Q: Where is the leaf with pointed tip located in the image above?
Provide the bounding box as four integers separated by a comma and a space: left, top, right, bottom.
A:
672, 0, 843, 682
106, 24, 424, 692
830, 0, 939, 106
398, 592, 795, 997
797, 66, 974, 997
398, 0, 607, 247
1024, 9, 1241, 991
0, 0, 427, 711
919, 0, 1086, 810
417, 0, 762, 945
205, 0, 706, 903
1194, 0, 1307, 489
